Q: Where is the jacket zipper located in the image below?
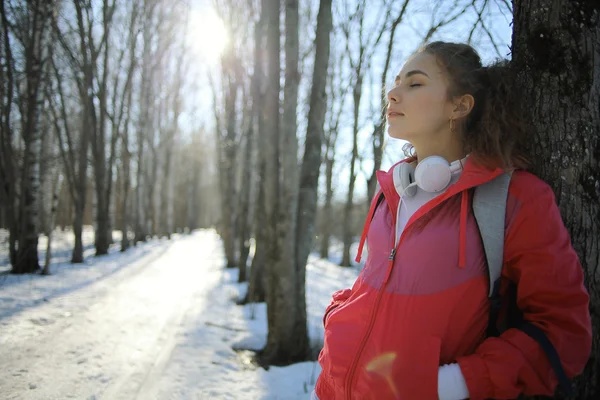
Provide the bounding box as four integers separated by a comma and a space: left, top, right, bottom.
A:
343, 193, 450, 398
344, 247, 397, 400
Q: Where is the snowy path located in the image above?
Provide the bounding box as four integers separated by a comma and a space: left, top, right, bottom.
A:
0, 231, 359, 399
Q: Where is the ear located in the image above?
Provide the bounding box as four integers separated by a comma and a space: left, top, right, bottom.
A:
451, 94, 475, 119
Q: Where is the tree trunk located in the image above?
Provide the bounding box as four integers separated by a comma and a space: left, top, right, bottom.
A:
265, 0, 308, 362
134, 7, 153, 245
237, 127, 252, 283
293, 0, 333, 360
222, 59, 239, 268
320, 156, 334, 259
261, 0, 307, 366
160, 144, 174, 239
120, 132, 131, 252
247, 158, 267, 304
246, 11, 267, 304
13, 0, 55, 274
512, 1, 599, 398
341, 76, 362, 267
92, 6, 112, 257
262, 0, 284, 363
43, 171, 63, 275
94, 178, 110, 255
72, 198, 85, 263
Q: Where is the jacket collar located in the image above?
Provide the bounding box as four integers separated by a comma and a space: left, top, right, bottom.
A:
375, 156, 505, 223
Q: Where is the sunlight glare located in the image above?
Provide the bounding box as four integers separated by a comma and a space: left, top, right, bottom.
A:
187, 8, 228, 63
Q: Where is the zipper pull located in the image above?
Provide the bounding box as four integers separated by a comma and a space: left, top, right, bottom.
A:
389, 248, 396, 261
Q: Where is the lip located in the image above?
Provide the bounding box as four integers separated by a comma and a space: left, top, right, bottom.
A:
387, 110, 404, 118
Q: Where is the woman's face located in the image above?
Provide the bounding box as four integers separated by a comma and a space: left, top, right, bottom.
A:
386, 53, 455, 143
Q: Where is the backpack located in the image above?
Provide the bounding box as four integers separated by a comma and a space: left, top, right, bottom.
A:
474, 173, 573, 396
371, 172, 573, 395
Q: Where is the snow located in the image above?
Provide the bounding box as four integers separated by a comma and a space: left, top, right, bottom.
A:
0, 229, 361, 399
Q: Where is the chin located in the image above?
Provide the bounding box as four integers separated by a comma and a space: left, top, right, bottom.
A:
387, 127, 413, 141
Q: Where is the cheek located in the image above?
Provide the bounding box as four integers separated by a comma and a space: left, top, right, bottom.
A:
412, 90, 447, 111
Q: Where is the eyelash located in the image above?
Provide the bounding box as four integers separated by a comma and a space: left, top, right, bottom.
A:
392, 82, 422, 89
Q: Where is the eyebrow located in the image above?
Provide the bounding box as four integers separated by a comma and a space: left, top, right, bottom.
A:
395, 70, 430, 82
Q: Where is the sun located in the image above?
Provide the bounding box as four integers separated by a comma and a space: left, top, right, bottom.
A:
187, 8, 228, 64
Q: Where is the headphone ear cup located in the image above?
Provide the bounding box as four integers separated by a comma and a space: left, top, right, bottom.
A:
415, 156, 452, 192
394, 162, 417, 197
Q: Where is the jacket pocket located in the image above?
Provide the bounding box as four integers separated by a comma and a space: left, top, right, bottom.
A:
323, 288, 352, 327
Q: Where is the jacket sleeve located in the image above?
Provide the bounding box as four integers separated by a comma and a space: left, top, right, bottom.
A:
456, 181, 592, 400
323, 288, 352, 326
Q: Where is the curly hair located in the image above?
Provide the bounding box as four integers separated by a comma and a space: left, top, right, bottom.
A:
406, 41, 530, 170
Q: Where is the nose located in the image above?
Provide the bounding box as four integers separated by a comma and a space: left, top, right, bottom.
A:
387, 87, 400, 104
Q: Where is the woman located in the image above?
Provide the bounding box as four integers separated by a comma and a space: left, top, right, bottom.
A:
313, 42, 592, 400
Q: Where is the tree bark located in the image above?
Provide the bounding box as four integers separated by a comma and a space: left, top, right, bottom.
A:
221, 52, 240, 268
320, 156, 334, 259
0, 0, 17, 268
134, 4, 154, 245
237, 125, 252, 282
512, 0, 599, 398
42, 171, 63, 275
13, 0, 55, 274
261, 0, 309, 366
246, 10, 268, 305
295, 0, 333, 327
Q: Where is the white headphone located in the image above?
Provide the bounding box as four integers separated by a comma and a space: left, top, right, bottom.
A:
393, 155, 465, 197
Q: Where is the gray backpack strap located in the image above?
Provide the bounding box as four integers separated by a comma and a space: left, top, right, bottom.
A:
473, 172, 512, 297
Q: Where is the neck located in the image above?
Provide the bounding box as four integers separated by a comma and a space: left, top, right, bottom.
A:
412, 134, 465, 164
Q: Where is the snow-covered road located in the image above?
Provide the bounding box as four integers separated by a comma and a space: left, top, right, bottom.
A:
0, 230, 359, 399
0, 232, 227, 399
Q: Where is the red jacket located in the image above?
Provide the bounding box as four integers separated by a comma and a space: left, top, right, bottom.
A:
315, 158, 591, 400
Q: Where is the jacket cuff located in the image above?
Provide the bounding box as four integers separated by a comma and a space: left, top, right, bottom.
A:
456, 354, 493, 400
438, 363, 470, 400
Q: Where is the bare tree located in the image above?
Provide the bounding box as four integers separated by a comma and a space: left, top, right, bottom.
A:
320, 37, 348, 258
0, 0, 56, 273
261, 0, 284, 363
512, 0, 599, 397
237, 84, 253, 282
0, 0, 18, 269
339, 0, 391, 266
246, 9, 268, 304
294, 0, 334, 350
366, 0, 411, 202
50, 0, 116, 261
262, 0, 311, 364
113, 1, 142, 251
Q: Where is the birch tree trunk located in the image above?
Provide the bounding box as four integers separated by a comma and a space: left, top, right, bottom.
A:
0, 0, 17, 268
134, 3, 154, 244
221, 53, 240, 268
512, 1, 599, 398
247, 16, 267, 304
14, 0, 55, 274
237, 125, 252, 282
262, 0, 309, 365
42, 171, 63, 275
262, 0, 284, 363
263, 0, 308, 363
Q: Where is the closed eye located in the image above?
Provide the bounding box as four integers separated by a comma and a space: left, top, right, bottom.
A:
410, 83, 422, 87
